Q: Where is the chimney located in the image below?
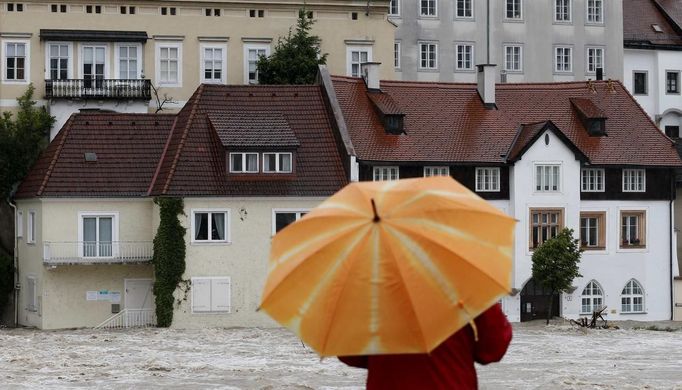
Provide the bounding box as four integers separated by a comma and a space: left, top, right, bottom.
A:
361, 62, 381, 91
477, 64, 497, 109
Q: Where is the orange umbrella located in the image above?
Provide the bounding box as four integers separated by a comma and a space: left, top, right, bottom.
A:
260, 176, 515, 357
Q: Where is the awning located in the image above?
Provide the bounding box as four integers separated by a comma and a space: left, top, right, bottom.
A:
40, 29, 148, 43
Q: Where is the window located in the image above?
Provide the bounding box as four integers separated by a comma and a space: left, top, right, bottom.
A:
120, 6, 135, 14
622, 169, 645, 192
273, 210, 309, 234
424, 166, 450, 177
86, 5, 101, 13
530, 209, 563, 249
263, 153, 292, 173
394, 42, 401, 69
665, 126, 680, 139
81, 214, 115, 257
192, 210, 229, 243
455, 44, 473, 71
51, 4, 67, 12
244, 44, 270, 84
555, 0, 571, 22
580, 212, 605, 249
201, 46, 225, 83
456, 0, 472, 18
504, 45, 522, 72
229, 153, 259, 173
156, 43, 181, 86
475, 167, 501, 192
621, 280, 644, 313
373, 166, 399, 181
249, 9, 264, 17
667, 71, 680, 94
581, 168, 604, 192
161, 7, 177, 15
7, 3, 24, 11
633, 71, 647, 95
351, 11, 358, 20
505, 0, 521, 19
16, 210, 23, 238
26, 276, 37, 312
27, 210, 35, 244
389, 0, 399, 16
580, 281, 604, 314
4, 42, 27, 82
420, 0, 437, 16
205, 8, 220, 16
347, 47, 371, 77
117, 45, 139, 79
419, 42, 438, 70
586, 47, 603, 74
621, 210, 646, 248
535, 164, 560, 192
586, 0, 603, 24
554, 47, 572, 73
191, 277, 231, 313
48, 43, 69, 80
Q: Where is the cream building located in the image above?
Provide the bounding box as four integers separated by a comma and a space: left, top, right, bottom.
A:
0, 0, 394, 138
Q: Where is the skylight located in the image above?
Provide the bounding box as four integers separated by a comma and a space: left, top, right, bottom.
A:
652, 24, 663, 33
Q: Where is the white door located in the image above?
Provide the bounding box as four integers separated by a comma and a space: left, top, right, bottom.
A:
83, 45, 105, 90
124, 279, 154, 310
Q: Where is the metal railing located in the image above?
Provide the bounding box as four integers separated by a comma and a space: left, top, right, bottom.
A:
45, 78, 152, 100
43, 241, 153, 265
95, 309, 156, 329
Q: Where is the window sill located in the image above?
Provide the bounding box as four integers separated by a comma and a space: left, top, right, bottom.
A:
454, 17, 475, 22
1, 79, 30, 85
581, 246, 606, 251
620, 311, 647, 315
192, 311, 232, 315
454, 69, 476, 73
190, 241, 232, 246
585, 22, 605, 27
552, 21, 573, 25
619, 245, 646, 249
503, 70, 523, 74
503, 18, 524, 23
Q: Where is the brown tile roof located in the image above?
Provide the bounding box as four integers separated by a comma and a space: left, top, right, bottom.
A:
655, 0, 682, 30
367, 92, 404, 115
624, 0, 682, 48
208, 111, 300, 148
331, 76, 682, 167
506, 121, 587, 163
570, 98, 607, 119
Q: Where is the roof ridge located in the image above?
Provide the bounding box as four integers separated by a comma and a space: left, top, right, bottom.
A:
147, 115, 179, 196
37, 115, 75, 196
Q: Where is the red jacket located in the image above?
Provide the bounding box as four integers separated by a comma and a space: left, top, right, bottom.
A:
338, 304, 512, 390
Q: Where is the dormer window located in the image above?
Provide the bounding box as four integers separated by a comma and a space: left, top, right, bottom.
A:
570, 98, 607, 137
263, 152, 292, 173
229, 153, 258, 173
384, 115, 404, 135
367, 92, 405, 135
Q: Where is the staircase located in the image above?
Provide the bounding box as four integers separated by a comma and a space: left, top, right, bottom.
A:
95, 309, 156, 329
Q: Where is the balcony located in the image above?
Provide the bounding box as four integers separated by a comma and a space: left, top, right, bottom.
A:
45, 79, 151, 100
43, 241, 153, 266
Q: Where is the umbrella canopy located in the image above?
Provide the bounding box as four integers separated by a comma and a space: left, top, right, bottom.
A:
260, 177, 515, 357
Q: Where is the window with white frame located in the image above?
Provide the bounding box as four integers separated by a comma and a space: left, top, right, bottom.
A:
586, 0, 603, 23
475, 167, 501, 192
455, 44, 473, 71
505, 0, 521, 19
580, 280, 604, 314
581, 168, 604, 192
81, 45, 106, 89
535, 164, 560, 192
192, 210, 229, 242
347, 47, 371, 77
201, 45, 225, 83
373, 166, 399, 181
424, 166, 450, 177
273, 210, 309, 234
389, 0, 399, 16
420, 0, 437, 16
244, 43, 270, 84
555, 0, 571, 22
622, 169, 645, 192
621, 210, 646, 248
555, 47, 572, 72
263, 152, 292, 173
191, 277, 231, 313
117, 44, 139, 79
26, 275, 37, 312
16, 210, 23, 238
157, 43, 181, 86
229, 152, 259, 173
394, 41, 401, 69
504, 45, 522, 72
419, 42, 438, 70
81, 214, 115, 257
3, 41, 28, 82
48, 43, 69, 80
27, 210, 35, 244
456, 0, 472, 18
621, 279, 644, 313
586, 47, 603, 74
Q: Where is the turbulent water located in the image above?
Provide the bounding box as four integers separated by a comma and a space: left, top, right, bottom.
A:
1, 323, 681, 389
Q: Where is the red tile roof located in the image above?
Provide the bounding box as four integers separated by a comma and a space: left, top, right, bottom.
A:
208, 111, 300, 148
331, 76, 682, 167
624, 0, 682, 47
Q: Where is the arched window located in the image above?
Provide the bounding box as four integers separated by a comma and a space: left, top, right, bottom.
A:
621, 279, 644, 313
581, 281, 604, 314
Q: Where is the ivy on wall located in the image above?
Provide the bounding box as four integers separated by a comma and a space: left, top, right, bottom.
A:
152, 197, 186, 327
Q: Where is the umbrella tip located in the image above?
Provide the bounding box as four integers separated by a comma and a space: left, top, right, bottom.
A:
371, 199, 380, 223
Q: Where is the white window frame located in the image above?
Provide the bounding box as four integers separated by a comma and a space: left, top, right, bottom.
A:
26, 275, 38, 312
580, 280, 604, 314
373, 166, 399, 181
621, 279, 645, 313
554, 46, 572, 73
475, 167, 501, 192
16, 210, 23, 238
586, 0, 603, 24
535, 164, 561, 192
394, 41, 401, 70
27, 210, 36, 244
622, 169, 646, 192
114, 43, 142, 80
581, 168, 605, 192
243, 43, 270, 85
272, 208, 310, 235
200, 43, 227, 84
1, 39, 30, 84
44, 42, 73, 80
424, 166, 450, 177
389, 0, 400, 16
77, 211, 119, 257
418, 41, 438, 70
346, 45, 373, 78
78, 43, 109, 81
505, 0, 522, 20
503, 45, 523, 72
419, 0, 437, 17
262, 152, 293, 173
190, 209, 230, 244
455, 0, 473, 19
155, 41, 182, 87
586, 46, 604, 75
191, 276, 231, 314
554, 0, 571, 23
455, 43, 474, 71
229, 152, 259, 173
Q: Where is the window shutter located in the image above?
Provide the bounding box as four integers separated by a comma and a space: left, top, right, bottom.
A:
26, 277, 36, 312
192, 278, 211, 312
211, 277, 231, 312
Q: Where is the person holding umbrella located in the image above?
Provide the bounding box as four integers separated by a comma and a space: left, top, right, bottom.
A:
260, 177, 516, 389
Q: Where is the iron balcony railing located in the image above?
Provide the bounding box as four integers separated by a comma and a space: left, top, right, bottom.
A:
45, 78, 152, 100
43, 241, 153, 265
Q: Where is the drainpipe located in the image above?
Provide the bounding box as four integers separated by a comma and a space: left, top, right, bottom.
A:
671, 197, 674, 321
486, 0, 490, 63
7, 199, 19, 327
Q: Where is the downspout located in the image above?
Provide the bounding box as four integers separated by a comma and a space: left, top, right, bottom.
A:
7, 199, 18, 327
671, 170, 676, 320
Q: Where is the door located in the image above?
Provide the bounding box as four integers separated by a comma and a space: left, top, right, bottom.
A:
82, 45, 105, 91
520, 278, 560, 322
124, 279, 154, 310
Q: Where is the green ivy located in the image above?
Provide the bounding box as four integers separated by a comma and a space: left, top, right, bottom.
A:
152, 197, 186, 327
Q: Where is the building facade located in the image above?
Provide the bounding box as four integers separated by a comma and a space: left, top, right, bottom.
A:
390, 0, 624, 83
